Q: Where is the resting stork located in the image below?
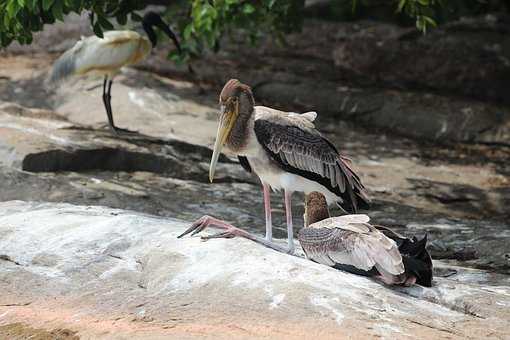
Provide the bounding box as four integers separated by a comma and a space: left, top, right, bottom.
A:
299, 192, 432, 287
179, 79, 370, 254
50, 12, 182, 133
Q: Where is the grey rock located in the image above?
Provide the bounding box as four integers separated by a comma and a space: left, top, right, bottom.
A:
331, 15, 510, 105
0, 201, 509, 339
253, 81, 510, 145
0, 95, 509, 274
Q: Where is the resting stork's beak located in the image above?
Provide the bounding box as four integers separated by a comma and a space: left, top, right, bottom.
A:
209, 101, 239, 182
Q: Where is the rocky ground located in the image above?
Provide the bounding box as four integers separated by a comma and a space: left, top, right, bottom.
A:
1, 202, 510, 339
0, 12, 509, 339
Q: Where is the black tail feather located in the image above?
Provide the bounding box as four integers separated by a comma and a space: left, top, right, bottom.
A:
328, 233, 433, 287
374, 227, 433, 287
400, 234, 433, 287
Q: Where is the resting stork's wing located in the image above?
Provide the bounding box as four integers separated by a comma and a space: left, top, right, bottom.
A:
298, 221, 404, 278
309, 214, 371, 230
253, 112, 370, 213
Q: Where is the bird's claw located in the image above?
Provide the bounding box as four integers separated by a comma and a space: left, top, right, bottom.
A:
177, 215, 209, 238
177, 215, 233, 239
112, 127, 138, 135
200, 230, 237, 240
98, 123, 138, 135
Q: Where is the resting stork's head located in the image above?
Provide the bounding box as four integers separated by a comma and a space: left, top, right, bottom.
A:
209, 79, 255, 182
304, 192, 331, 227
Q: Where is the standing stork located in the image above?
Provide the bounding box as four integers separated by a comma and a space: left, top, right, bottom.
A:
50, 12, 182, 133
179, 79, 370, 253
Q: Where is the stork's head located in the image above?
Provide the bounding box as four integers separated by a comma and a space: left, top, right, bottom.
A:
209, 79, 254, 182
304, 192, 330, 227
142, 12, 182, 53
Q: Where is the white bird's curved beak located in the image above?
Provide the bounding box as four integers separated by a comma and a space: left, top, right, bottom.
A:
209, 103, 238, 182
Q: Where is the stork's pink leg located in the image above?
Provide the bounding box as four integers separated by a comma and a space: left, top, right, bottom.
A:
178, 215, 287, 253
262, 182, 273, 241
284, 189, 295, 254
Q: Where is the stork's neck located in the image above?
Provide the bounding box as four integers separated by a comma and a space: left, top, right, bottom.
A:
226, 93, 254, 152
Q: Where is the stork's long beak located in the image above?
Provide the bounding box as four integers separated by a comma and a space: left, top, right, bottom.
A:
209, 103, 238, 182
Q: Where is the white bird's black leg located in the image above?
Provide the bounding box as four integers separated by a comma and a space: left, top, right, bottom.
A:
262, 182, 273, 242
106, 78, 139, 134
106, 79, 118, 133
101, 78, 136, 135
284, 189, 295, 254
102, 76, 117, 133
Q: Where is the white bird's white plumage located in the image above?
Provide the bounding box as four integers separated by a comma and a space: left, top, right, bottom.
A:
50, 31, 151, 83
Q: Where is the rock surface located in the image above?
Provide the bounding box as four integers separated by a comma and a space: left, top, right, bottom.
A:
1, 201, 509, 339
0, 69, 509, 273
3, 14, 509, 145
331, 14, 510, 105
134, 18, 510, 145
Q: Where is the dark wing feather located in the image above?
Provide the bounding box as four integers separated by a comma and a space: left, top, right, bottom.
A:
254, 119, 369, 212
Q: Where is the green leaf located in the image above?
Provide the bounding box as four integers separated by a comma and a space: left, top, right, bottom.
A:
42, 0, 55, 11
93, 22, 103, 38
183, 24, 193, 40
397, 0, 406, 13
17, 0, 25, 7
52, 0, 64, 21
243, 4, 255, 14
116, 12, 127, 26
26, 0, 37, 11
72, 0, 82, 9
131, 12, 142, 22
8, 0, 24, 19
98, 16, 113, 30
423, 15, 437, 27
351, 0, 357, 13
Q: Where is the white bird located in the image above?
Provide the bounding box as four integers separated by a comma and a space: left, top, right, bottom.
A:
179, 79, 370, 254
50, 12, 182, 133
